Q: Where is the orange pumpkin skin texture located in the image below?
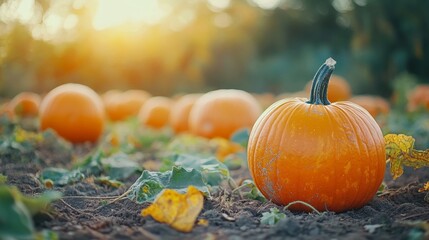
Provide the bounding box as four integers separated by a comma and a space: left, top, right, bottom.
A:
305, 74, 351, 102
189, 89, 262, 139
39, 83, 106, 143
248, 59, 385, 213
9, 92, 41, 117
138, 96, 172, 129
170, 94, 202, 133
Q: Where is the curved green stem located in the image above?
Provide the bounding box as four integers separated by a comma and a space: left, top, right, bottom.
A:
307, 58, 336, 105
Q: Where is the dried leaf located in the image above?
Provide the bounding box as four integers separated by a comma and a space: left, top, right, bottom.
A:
418, 181, 429, 193
364, 224, 384, 234
385, 134, 429, 179
141, 186, 204, 232
127, 166, 209, 203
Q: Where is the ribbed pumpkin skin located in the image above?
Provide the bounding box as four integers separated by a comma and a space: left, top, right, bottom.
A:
248, 59, 385, 213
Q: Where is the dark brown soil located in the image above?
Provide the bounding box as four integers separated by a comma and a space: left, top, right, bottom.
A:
2, 143, 429, 240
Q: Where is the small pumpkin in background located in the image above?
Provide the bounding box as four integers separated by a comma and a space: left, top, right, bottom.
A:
349, 95, 390, 117
170, 94, 202, 133
138, 96, 172, 129
407, 84, 429, 112
39, 83, 106, 144
305, 74, 351, 102
102, 89, 151, 121
252, 93, 276, 110
8, 92, 41, 118
189, 89, 262, 139
248, 58, 385, 213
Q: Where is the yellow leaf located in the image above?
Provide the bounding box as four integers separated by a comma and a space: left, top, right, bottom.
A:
418, 181, 429, 193
384, 134, 429, 180
210, 138, 244, 161
197, 218, 209, 227
141, 186, 204, 232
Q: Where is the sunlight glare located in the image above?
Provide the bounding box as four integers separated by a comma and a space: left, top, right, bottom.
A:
92, 0, 169, 30
252, 0, 282, 9
0, 0, 36, 24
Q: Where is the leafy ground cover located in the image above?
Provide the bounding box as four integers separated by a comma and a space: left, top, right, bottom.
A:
1, 111, 429, 240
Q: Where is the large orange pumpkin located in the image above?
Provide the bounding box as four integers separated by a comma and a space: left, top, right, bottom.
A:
39, 83, 105, 143
248, 58, 385, 212
305, 74, 351, 102
138, 96, 172, 129
8, 92, 41, 117
170, 94, 202, 133
189, 89, 262, 139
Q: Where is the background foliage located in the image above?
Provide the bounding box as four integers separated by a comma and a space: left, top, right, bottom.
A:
0, 0, 428, 98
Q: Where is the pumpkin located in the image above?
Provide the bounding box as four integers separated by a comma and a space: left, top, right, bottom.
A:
349, 95, 390, 118
407, 84, 429, 112
305, 74, 351, 102
189, 89, 262, 139
138, 96, 172, 129
248, 58, 385, 212
39, 83, 106, 143
170, 93, 202, 133
8, 92, 41, 117
102, 89, 151, 121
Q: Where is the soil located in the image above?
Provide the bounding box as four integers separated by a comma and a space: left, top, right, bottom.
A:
2, 141, 429, 240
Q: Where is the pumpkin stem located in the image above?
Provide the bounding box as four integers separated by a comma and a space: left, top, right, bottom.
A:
307, 58, 336, 105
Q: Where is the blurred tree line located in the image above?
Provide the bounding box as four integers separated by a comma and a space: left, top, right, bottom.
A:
0, 0, 428, 98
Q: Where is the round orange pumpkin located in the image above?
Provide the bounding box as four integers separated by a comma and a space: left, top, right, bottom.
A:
189, 89, 262, 139
9, 92, 41, 117
102, 89, 151, 121
170, 94, 202, 133
407, 84, 429, 111
248, 58, 385, 212
349, 95, 390, 118
39, 83, 105, 143
138, 96, 172, 129
305, 74, 351, 102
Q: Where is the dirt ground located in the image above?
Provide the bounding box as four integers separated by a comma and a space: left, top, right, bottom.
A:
2, 142, 429, 240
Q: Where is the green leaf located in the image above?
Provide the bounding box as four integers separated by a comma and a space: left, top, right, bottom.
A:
163, 154, 230, 187
76, 150, 104, 176
102, 152, 142, 180
167, 167, 208, 192
260, 208, 286, 225
230, 128, 250, 147
0, 174, 7, 184
40, 168, 84, 186
0, 186, 34, 239
18, 190, 63, 216
127, 166, 209, 203
0, 186, 61, 240
240, 179, 266, 202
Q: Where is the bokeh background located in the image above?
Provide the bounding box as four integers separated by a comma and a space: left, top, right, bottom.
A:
0, 0, 428, 98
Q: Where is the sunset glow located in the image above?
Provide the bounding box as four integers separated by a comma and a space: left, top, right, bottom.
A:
92, 0, 170, 30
